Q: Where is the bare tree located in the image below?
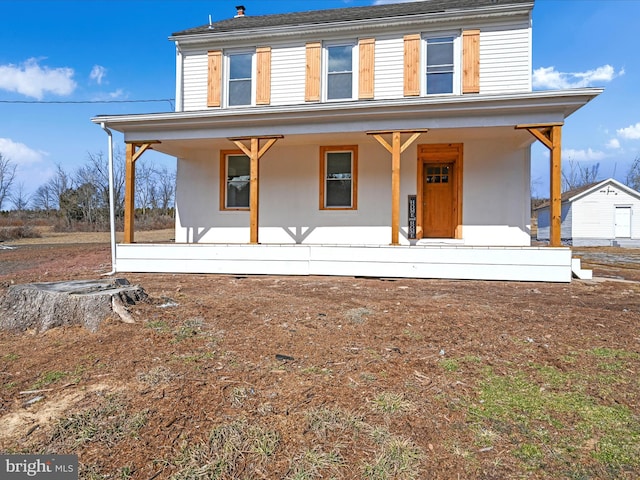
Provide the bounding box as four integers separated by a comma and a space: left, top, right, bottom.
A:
86, 148, 125, 217
10, 182, 31, 212
0, 153, 17, 210
32, 184, 56, 212
135, 159, 158, 214
46, 164, 71, 210
156, 165, 176, 213
625, 155, 640, 191
562, 159, 600, 192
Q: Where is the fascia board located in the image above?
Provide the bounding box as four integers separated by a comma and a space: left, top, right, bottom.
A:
569, 178, 640, 203
92, 88, 602, 139
170, 5, 533, 47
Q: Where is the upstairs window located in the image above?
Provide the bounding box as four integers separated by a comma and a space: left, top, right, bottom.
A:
227, 52, 253, 106
319, 146, 358, 210
425, 36, 454, 94
221, 151, 250, 209
326, 44, 355, 100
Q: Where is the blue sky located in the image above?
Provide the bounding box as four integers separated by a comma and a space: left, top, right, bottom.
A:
0, 0, 638, 201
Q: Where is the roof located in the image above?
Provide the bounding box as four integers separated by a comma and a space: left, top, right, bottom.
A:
534, 178, 640, 210
172, 0, 534, 37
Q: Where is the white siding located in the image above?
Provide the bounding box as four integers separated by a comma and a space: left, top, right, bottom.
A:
479, 22, 531, 94
271, 43, 306, 105
182, 50, 208, 111
572, 184, 640, 240
374, 35, 404, 100
174, 131, 533, 248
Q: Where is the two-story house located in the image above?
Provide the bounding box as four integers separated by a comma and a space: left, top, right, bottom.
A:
93, 0, 601, 282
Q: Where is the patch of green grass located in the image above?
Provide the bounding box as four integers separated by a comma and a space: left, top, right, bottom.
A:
49, 395, 148, 451
591, 347, 639, 360
362, 436, 422, 480
137, 366, 177, 386
31, 370, 68, 389
468, 365, 640, 476
172, 317, 205, 342
371, 392, 414, 415
286, 447, 344, 480
146, 319, 170, 332
3, 352, 19, 361
3, 381, 17, 390
360, 372, 377, 383
300, 366, 332, 376
306, 407, 364, 439
170, 419, 279, 479
439, 358, 459, 372
403, 329, 423, 341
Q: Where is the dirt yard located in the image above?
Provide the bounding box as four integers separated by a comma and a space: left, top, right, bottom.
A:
1, 233, 639, 479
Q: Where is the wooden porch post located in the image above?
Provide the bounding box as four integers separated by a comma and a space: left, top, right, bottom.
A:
515, 123, 563, 247
367, 130, 426, 245
123, 141, 159, 244
229, 135, 283, 244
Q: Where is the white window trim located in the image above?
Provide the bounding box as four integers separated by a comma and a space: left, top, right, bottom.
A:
322, 40, 359, 102
224, 49, 256, 108
421, 31, 461, 96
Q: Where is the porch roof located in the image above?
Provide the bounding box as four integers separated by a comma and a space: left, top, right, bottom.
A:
93, 89, 602, 154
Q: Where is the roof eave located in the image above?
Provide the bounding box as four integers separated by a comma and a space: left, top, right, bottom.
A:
93, 89, 602, 141
170, 4, 533, 45
569, 178, 640, 203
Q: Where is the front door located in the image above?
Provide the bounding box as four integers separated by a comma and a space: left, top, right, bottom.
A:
417, 143, 462, 239
423, 163, 455, 237
614, 206, 632, 238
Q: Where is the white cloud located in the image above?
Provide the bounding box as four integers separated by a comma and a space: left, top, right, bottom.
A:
0, 58, 76, 99
109, 89, 125, 99
89, 65, 107, 84
617, 122, 640, 140
533, 64, 623, 90
0, 138, 47, 166
562, 148, 608, 162
606, 138, 621, 149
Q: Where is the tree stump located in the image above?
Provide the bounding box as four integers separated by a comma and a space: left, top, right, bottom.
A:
0, 278, 147, 333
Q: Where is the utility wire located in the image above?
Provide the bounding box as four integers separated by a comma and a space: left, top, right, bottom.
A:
0, 98, 175, 108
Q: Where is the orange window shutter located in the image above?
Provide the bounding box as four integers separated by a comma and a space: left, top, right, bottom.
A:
207, 50, 222, 107
305, 42, 321, 102
403, 34, 421, 96
359, 38, 375, 99
462, 30, 480, 94
256, 46, 271, 105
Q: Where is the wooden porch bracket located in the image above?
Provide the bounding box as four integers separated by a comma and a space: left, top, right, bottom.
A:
516, 122, 563, 247
228, 135, 284, 244
124, 141, 161, 244
367, 129, 428, 245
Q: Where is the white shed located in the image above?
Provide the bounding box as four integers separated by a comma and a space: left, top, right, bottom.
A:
536, 178, 640, 247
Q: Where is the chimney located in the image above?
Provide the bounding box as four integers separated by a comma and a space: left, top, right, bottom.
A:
235, 5, 246, 17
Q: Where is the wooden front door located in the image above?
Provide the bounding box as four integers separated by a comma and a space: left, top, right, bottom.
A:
417, 143, 462, 239
423, 163, 455, 238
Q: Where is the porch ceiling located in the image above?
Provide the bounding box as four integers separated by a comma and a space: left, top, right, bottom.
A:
139, 127, 530, 159
92, 88, 602, 156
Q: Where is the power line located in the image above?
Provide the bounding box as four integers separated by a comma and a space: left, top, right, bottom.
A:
0, 98, 175, 107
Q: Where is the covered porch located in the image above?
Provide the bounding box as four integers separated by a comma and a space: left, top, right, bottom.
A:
93, 89, 601, 282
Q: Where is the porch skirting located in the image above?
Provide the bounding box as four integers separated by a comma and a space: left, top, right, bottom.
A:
115, 244, 575, 282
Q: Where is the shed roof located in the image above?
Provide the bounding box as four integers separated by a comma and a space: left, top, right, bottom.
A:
172, 0, 534, 37
534, 178, 640, 210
